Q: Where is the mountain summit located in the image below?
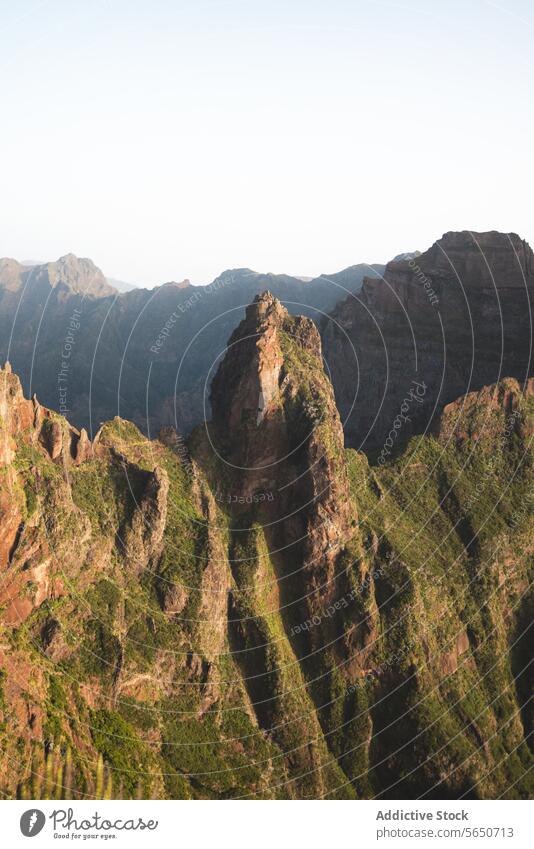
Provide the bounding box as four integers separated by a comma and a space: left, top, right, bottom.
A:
324, 230, 534, 451
207, 290, 352, 575
0, 254, 116, 298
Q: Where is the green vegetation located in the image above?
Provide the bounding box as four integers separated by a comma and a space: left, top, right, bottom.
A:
1, 363, 533, 800
90, 709, 156, 797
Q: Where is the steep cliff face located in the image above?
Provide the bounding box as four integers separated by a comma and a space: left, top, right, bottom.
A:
345, 376, 534, 797
195, 293, 533, 799
196, 292, 359, 796
206, 292, 355, 630
0, 364, 296, 800
323, 231, 534, 452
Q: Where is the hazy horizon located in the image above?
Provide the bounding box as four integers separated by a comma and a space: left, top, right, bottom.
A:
1, 0, 533, 285
4, 227, 533, 291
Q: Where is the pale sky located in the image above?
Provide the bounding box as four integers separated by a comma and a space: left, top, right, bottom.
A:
0, 0, 533, 285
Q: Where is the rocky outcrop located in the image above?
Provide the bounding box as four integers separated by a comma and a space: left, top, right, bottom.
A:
208, 292, 354, 623
198, 292, 362, 794
0, 362, 36, 462
1, 362, 95, 469
193, 294, 534, 799
47, 254, 116, 298
0, 365, 295, 800
323, 231, 534, 452
122, 466, 169, 576
437, 376, 534, 445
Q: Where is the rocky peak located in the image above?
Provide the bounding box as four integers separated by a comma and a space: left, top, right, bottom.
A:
0, 363, 91, 467
0, 254, 116, 299
323, 230, 534, 451
0, 258, 26, 292
359, 230, 534, 318
223, 289, 293, 339
210, 291, 285, 435
210, 268, 257, 287
430, 230, 533, 285
210, 291, 322, 446
46, 254, 116, 297
437, 376, 534, 446
162, 279, 191, 290
248, 289, 287, 320
391, 230, 532, 289
201, 293, 355, 631
242, 290, 323, 355
1, 363, 37, 464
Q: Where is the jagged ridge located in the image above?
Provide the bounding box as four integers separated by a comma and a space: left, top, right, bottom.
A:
323, 230, 534, 452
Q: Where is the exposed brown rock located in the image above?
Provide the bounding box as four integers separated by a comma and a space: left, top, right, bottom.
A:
323, 231, 534, 452
39, 419, 64, 460
161, 580, 189, 616
72, 427, 92, 464
122, 466, 169, 576
440, 630, 470, 675
436, 377, 534, 445
207, 292, 356, 646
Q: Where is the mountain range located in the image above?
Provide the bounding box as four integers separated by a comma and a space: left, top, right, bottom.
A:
0, 231, 532, 800
0, 254, 385, 437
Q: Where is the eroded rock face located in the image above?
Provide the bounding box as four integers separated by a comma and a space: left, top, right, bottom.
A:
2, 361, 323, 800
208, 292, 354, 622
323, 231, 534, 452
195, 292, 363, 794
122, 466, 169, 576
1, 362, 98, 470
0, 364, 35, 462
202, 298, 534, 799
211, 292, 287, 434
437, 376, 534, 445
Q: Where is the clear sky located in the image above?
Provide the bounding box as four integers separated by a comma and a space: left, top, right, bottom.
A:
0, 0, 532, 285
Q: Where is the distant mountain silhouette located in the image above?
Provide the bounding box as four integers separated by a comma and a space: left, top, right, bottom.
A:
0, 254, 384, 436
